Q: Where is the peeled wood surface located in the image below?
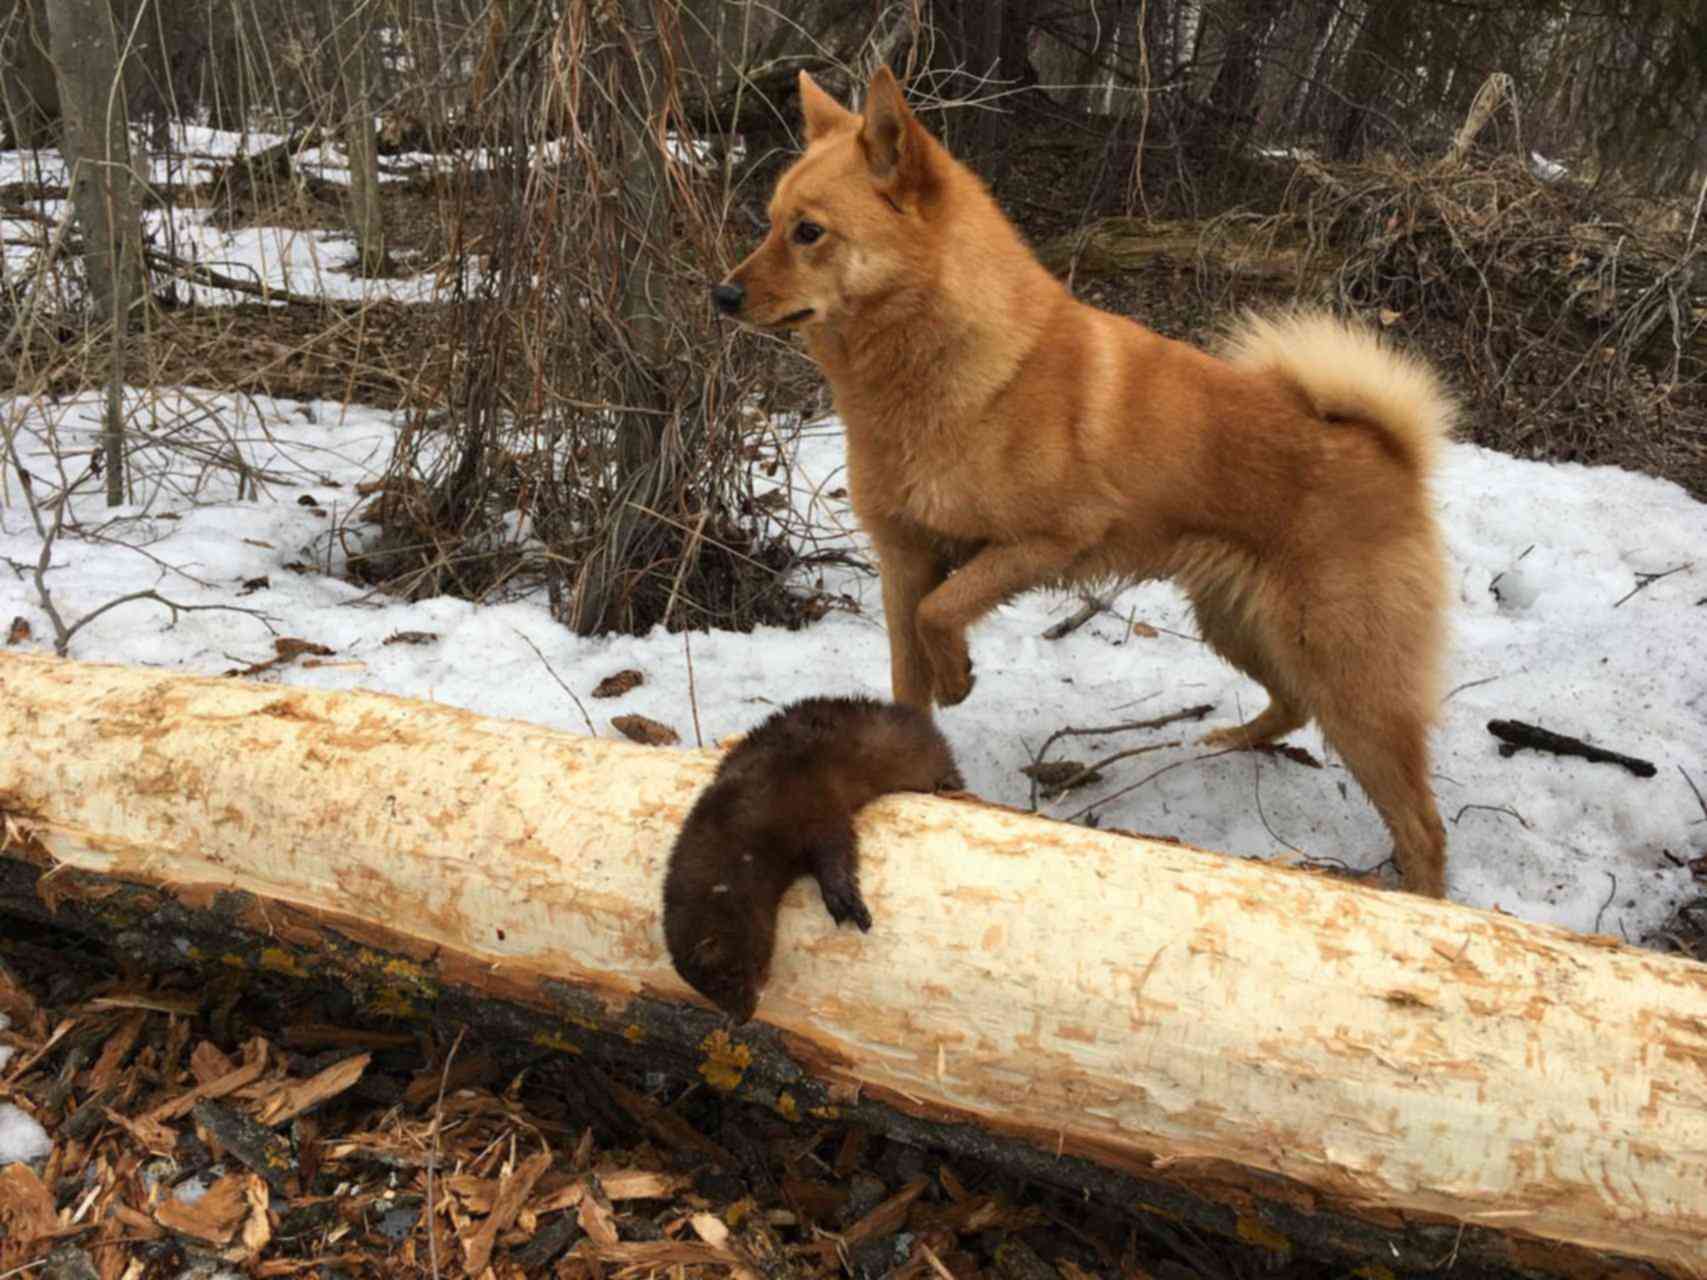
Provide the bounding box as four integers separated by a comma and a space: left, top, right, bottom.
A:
1, 653, 1704, 1275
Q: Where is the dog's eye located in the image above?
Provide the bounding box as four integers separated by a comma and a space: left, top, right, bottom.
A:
793, 221, 824, 246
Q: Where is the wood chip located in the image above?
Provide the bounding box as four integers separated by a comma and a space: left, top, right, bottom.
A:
86, 1011, 147, 1088
253, 1051, 370, 1125
105, 1106, 178, 1156
844, 1175, 929, 1246
464, 1149, 552, 1274
0, 1162, 61, 1243
576, 1182, 619, 1247
146, 1036, 269, 1121
154, 1172, 250, 1245
688, 1211, 731, 1248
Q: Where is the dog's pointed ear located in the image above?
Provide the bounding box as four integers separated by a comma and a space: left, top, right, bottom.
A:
859, 65, 931, 200
798, 71, 855, 142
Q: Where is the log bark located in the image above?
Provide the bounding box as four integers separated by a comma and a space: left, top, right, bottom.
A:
0, 652, 1704, 1278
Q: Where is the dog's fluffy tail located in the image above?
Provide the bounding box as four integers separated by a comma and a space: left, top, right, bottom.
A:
1220, 309, 1457, 473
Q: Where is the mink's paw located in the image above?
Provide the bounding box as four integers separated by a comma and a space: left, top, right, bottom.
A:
819, 879, 874, 932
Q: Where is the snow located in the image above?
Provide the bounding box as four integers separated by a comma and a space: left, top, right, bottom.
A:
0, 1101, 53, 1166
0, 1015, 45, 1166
1, 384, 1703, 943
2, 125, 440, 306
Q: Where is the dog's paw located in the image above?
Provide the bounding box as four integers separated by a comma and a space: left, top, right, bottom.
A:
930, 650, 975, 707
1199, 725, 1253, 751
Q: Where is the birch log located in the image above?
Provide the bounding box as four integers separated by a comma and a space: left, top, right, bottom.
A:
1, 652, 1704, 1277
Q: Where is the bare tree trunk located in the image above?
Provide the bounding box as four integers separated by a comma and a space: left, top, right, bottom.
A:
567, 0, 674, 636
45, 0, 144, 506
327, 0, 387, 275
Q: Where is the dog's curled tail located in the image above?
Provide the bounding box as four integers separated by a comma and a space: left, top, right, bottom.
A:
1220, 309, 1457, 473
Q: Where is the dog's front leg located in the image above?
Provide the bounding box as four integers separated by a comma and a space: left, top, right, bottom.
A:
916, 537, 1087, 706
868, 521, 945, 710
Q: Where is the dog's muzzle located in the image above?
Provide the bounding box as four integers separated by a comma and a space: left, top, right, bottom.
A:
711, 282, 745, 316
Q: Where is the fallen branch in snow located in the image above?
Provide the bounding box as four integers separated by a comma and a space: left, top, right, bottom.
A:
1026, 704, 1215, 808
16, 459, 276, 656
142, 248, 364, 312
1040, 594, 1106, 639
1487, 718, 1657, 778
1613, 562, 1692, 608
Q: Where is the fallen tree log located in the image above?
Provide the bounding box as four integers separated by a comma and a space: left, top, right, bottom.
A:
0, 652, 1703, 1277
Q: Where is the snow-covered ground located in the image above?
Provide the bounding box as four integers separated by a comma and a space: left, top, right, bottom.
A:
2, 123, 441, 306
2, 386, 1703, 943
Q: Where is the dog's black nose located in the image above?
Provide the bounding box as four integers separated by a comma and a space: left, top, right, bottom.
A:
711, 282, 745, 316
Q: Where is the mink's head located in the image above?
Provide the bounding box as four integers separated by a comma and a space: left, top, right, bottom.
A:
664, 896, 775, 1025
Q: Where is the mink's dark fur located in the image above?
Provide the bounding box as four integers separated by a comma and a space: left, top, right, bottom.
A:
662, 696, 963, 1022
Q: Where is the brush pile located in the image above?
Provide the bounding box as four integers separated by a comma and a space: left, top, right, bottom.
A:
1278, 151, 1707, 496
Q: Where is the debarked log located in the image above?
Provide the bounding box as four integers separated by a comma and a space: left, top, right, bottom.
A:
0, 652, 1703, 1277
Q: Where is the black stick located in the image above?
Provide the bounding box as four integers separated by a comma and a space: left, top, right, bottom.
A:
1486, 719, 1656, 778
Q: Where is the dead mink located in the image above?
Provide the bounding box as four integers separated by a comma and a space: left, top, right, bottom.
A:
663, 696, 963, 1023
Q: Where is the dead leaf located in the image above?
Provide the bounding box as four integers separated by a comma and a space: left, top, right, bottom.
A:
383, 630, 439, 646
1379, 307, 1402, 327
274, 637, 335, 661
610, 714, 679, 746
6, 616, 30, 645
226, 637, 336, 679
1019, 760, 1102, 793
1128, 620, 1159, 639
592, 669, 644, 699
236, 576, 271, 596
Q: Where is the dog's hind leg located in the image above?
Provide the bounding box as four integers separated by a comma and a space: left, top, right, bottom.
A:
1312, 695, 1448, 897
1186, 587, 1309, 749
1187, 565, 1447, 896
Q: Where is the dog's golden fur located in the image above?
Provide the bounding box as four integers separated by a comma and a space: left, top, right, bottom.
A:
718, 67, 1456, 896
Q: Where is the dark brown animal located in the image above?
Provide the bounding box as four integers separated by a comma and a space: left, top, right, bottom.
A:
662, 696, 962, 1022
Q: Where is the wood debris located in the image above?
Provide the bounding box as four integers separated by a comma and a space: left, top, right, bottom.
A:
0, 937, 1516, 1279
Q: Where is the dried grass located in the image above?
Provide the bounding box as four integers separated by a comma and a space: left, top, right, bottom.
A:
1261, 151, 1707, 496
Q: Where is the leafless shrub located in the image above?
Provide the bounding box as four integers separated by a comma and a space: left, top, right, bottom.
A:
352, 0, 809, 635
1252, 151, 1707, 496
